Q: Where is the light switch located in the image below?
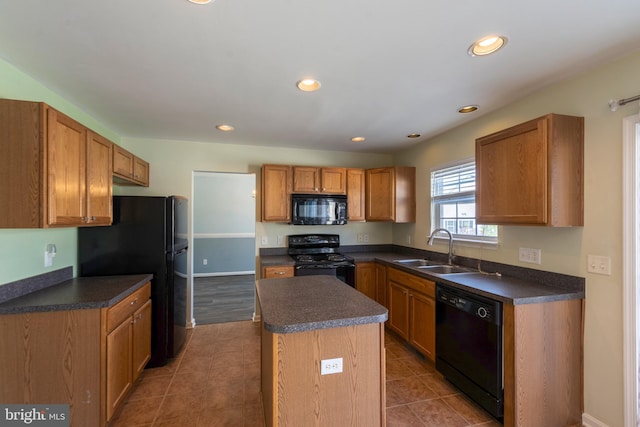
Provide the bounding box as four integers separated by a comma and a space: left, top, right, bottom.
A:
587, 255, 611, 275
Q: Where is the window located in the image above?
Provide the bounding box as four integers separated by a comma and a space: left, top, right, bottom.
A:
431, 161, 497, 243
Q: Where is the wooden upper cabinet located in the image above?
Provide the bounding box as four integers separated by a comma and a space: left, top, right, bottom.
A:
476, 113, 584, 226
321, 167, 347, 193
85, 131, 113, 225
262, 164, 292, 222
347, 168, 365, 221
113, 144, 149, 187
365, 166, 416, 223
292, 166, 346, 194
0, 99, 113, 228
113, 145, 133, 177
46, 108, 88, 226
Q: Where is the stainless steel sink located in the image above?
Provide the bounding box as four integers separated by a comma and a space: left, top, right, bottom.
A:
393, 259, 440, 267
417, 265, 474, 274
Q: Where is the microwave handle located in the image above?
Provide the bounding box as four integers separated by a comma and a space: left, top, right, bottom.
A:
336, 202, 346, 219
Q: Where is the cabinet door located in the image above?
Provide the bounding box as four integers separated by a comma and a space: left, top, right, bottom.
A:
133, 157, 149, 186
106, 317, 133, 421
132, 300, 152, 381
292, 166, 320, 193
409, 292, 435, 361
387, 282, 409, 339
355, 262, 376, 300
476, 118, 547, 225
262, 165, 291, 222
113, 145, 134, 178
366, 167, 394, 221
375, 263, 387, 308
321, 168, 346, 194
86, 131, 113, 225
347, 169, 365, 221
263, 265, 294, 278
46, 108, 87, 226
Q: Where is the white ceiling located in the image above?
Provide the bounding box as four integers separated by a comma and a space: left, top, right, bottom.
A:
1, 1, 639, 153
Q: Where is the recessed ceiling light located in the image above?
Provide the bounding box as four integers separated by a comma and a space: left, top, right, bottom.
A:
351, 136, 365, 143
407, 133, 421, 139
187, 0, 213, 4
216, 124, 234, 132
296, 79, 321, 92
457, 105, 479, 113
468, 35, 508, 57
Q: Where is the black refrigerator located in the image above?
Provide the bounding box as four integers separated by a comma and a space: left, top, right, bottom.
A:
78, 195, 188, 367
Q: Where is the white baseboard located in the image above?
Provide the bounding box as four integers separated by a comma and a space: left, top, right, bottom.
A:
582, 413, 610, 427
193, 271, 255, 278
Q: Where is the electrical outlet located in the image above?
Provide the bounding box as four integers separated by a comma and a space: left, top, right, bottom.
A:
407, 235, 412, 245
261, 236, 268, 245
357, 234, 363, 243
277, 235, 284, 245
363, 234, 369, 243
203, 259, 208, 265
321, 357, 343, 375
587, 254, 611, 275
518, 247, 541, 264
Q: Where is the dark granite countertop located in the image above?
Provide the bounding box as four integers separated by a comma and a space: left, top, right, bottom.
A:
0, 274, 153, 314
256, 275, 388, 334
259, 249, 585, 305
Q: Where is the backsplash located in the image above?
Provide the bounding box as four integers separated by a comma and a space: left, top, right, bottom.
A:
0, 266, 72, 304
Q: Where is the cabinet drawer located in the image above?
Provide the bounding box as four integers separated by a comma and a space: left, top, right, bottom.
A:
106, 283, 151, 333
263, 266, 294, 279
388, 268, 435, 297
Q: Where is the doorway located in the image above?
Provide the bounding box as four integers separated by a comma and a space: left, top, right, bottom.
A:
622, 114, 640, 427
192, 172, 256, 324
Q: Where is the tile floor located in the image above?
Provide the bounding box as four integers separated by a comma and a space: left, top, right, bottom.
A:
110, 320, 502, 427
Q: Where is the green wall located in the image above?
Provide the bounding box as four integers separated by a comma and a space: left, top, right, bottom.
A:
0, 59, 120, 284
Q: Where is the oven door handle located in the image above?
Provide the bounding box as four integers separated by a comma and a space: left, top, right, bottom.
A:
295, 265, 339, 270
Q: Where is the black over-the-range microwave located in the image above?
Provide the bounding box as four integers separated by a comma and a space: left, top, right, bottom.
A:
291, 194, 348, 225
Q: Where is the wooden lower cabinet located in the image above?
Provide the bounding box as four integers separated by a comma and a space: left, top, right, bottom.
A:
386, 267, 436, 361
503, 299, 583, 427
262, 265, 294, 279
387, 281, 410, 340
408, 291, 435, 360
375, 263, 387, 307
0, 309, 101, 425
356, 262, 388, 308
0, 282, 152, 427
105, 295, 152, 421
356, 262, 377, 300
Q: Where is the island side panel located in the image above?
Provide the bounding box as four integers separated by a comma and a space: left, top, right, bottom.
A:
262, 323, 384, 427
503, 299, 583, 427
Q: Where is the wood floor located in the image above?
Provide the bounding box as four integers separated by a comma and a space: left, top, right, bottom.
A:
193, 275, 255, 325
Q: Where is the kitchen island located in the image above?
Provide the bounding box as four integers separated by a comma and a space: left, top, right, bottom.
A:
256, 275, 388, 427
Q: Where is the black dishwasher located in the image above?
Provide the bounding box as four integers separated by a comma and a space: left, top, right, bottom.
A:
435, 283, 504, 419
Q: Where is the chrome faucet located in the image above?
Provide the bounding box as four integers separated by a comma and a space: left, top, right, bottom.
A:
428, 228, 454, 265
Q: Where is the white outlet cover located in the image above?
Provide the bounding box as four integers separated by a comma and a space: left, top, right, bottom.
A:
321, 357, 343, 375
